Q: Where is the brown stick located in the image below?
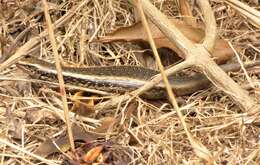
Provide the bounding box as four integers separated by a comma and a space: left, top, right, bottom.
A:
134, 0, 259, 115
136, 1, 214, 161
42, 0, 75, 152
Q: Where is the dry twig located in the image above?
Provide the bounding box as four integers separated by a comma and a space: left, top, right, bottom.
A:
42, 0, 75, 152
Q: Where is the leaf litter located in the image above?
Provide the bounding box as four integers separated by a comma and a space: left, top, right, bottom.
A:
0, 0, 259, 164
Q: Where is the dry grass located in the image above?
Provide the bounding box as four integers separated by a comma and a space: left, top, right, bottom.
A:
0, 0, 259, 164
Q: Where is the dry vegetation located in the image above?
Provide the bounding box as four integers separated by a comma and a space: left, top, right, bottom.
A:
0, 0, 259, 164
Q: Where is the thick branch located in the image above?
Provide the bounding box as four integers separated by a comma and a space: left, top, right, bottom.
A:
197, 0, 217, 52
138, 0, 259, 113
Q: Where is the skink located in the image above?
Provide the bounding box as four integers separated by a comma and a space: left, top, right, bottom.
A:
16, 57, 259, 99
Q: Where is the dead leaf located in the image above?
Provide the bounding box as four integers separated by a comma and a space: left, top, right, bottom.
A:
34, 125, 101, 157
8, 118, 25, 140
94, 117, 116, 134
25, 109, 58, 124
125, 102, 138, 119
82, 145, 103, 163
35, 117, 117, 158
96, 18, 234, 64
4, 104, 26, 140
70, 91, 96, 116
61, 137, 131, 164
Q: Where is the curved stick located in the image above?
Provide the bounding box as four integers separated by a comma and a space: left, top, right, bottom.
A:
197, 0, 217, 52
136, 0, 260, 114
